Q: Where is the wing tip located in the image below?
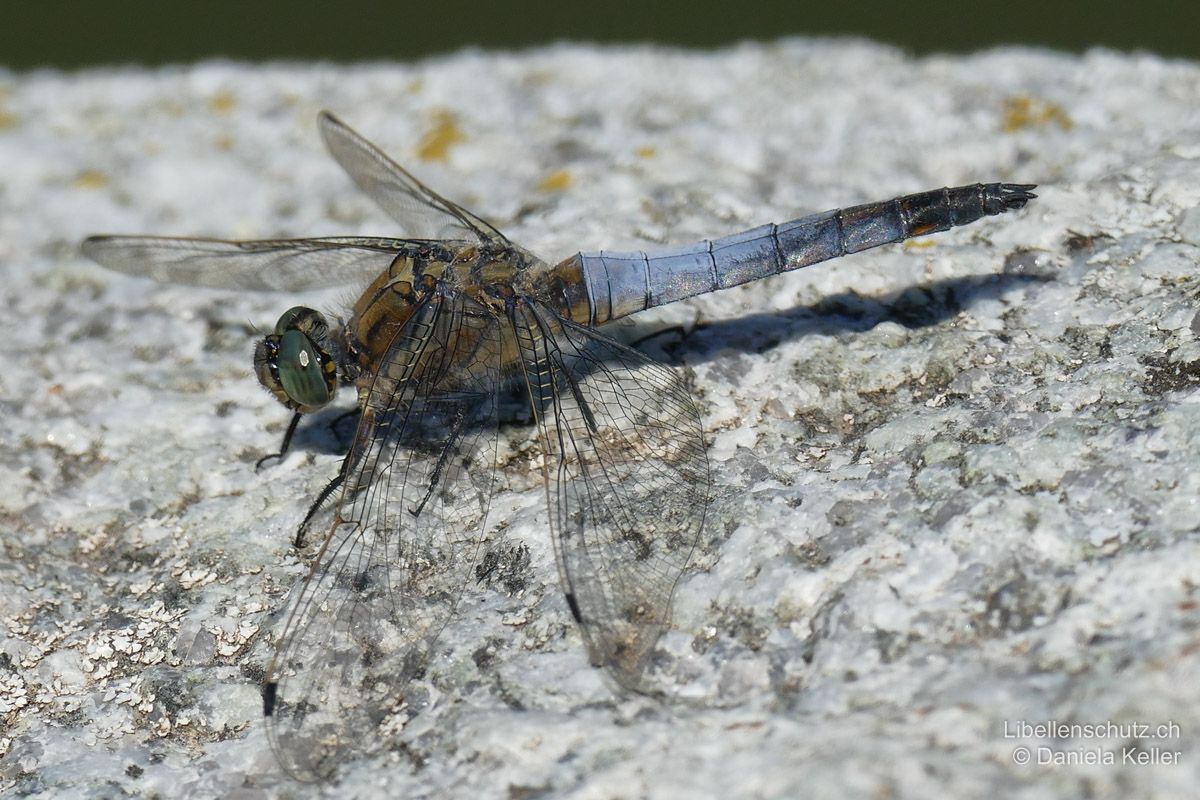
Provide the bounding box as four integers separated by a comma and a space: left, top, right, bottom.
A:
565, 592, 584, 623
317, 109, 351, 145
80, 234, 119, 265
262, 680, 278, 717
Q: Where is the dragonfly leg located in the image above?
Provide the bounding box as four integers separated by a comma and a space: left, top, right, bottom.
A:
256, 412, 302, 471
294, 466, 345, 548
257, 409, 358, 474
408, 404, 471, 518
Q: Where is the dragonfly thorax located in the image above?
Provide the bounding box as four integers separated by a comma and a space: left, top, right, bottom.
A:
254, 306, 340, 412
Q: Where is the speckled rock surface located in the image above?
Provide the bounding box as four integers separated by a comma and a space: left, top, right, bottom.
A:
2, 41, 1199, 799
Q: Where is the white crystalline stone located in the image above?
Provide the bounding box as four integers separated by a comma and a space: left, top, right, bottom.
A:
235, 619, 259, 641
0, 674, 29, 714
1177, 204, 1200, 245
1156, 301, 1199, 331
501, 609, 530, 625
1136, 243, 1200, 279
85, 639, 115, 660
43, 418, 94, 457
177, 569, 217, 589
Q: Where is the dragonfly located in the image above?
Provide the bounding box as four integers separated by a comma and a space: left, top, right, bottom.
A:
82, 111, 1035, 780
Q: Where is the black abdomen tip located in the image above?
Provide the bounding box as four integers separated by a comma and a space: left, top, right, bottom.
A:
991, 183, 1038, 212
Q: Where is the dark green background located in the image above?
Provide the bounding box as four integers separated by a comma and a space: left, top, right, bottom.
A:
5, 0, 1199, 68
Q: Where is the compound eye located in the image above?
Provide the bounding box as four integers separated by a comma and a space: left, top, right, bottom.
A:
277, 329, 333, 409
274, 305, 329, 338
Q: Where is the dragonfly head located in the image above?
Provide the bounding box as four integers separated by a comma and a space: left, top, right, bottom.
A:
254, 306, 338, 413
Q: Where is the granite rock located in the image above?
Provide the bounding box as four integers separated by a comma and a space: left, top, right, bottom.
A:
1, 41, 1199, 799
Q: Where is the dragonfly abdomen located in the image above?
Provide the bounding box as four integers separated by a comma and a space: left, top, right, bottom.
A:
575, 182, 1035, 324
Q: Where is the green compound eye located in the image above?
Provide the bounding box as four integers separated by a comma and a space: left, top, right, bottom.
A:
257, 306, 337, 411
277, 329, 333, 408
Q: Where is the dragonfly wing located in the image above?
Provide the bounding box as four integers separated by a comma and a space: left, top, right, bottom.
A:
80, 235, 438, 291
318, 111, 511, 245
513, 300, 710, 693
263, 291, 507, 780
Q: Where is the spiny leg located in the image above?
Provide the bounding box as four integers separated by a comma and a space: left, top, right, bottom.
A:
408, 400, 473, 518
294, 463, 347, 548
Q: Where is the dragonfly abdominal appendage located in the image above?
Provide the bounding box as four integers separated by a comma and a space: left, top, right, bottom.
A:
81, 110, 1035, 780
983, 182, 1038, 213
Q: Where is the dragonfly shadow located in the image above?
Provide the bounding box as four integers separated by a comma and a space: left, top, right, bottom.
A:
275, 386, 533, 459
272, 272, 1050, 459
670, 272, 1053, 363
282, 408, 360, 457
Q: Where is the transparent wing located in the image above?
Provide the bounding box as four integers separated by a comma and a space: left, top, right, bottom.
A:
319, 111, 510, 245
263, 291, 507, 781
80, 235, 447, 291
513, 300, 710, 693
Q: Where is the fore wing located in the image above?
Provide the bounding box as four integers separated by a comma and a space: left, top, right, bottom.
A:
263, 290, 508, 780
319, 111, 511, 245
513, 300, 710, 693
80, 235, 438, 291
